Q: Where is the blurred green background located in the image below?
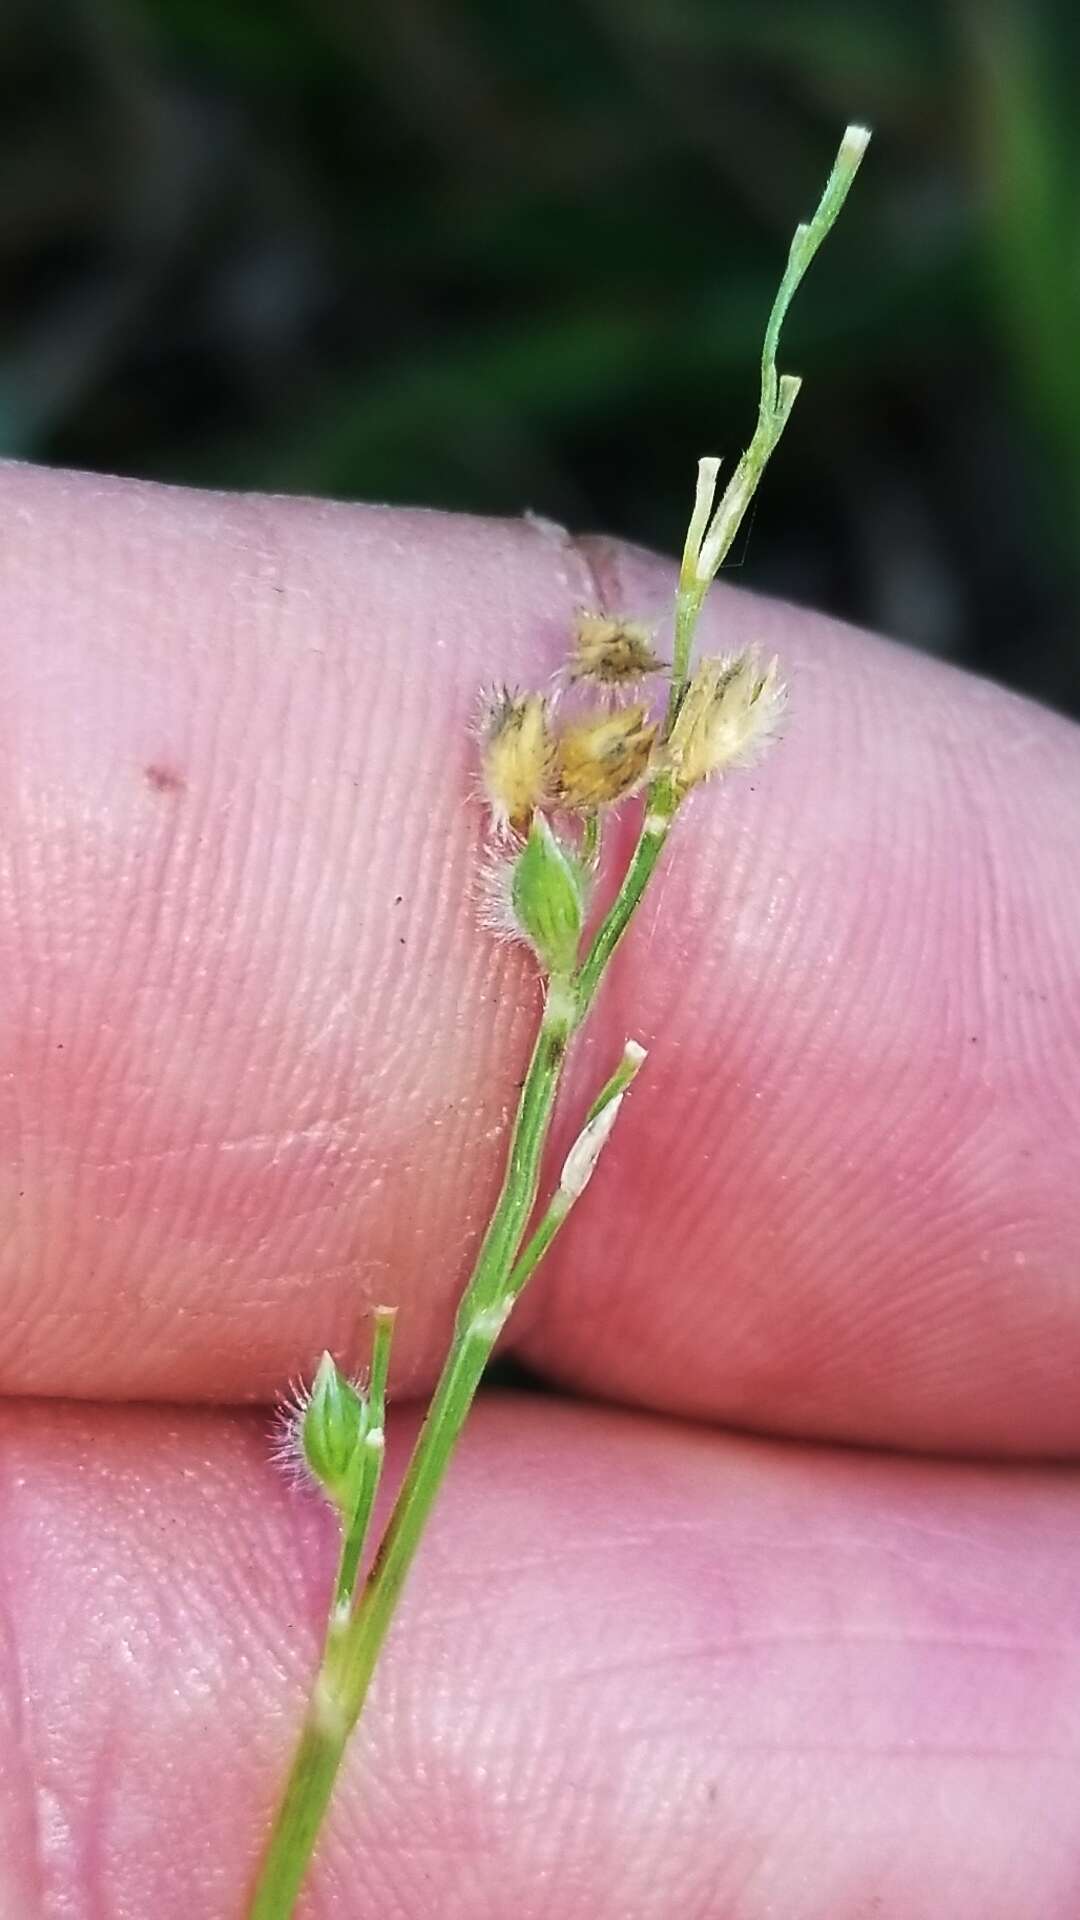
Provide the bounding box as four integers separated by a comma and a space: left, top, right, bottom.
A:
3, 0, 1079, 712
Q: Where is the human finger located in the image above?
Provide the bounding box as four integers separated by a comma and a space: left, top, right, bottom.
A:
1, 463, 1077, 1452
1, 1393, 1079, 1917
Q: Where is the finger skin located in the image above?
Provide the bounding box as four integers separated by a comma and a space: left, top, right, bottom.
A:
1, 1394, 1079, 1918
1, 461, 1078, 1448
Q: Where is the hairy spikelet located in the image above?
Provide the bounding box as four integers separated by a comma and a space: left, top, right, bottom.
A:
477, 687, 554, 835
554, 705, 656, 810
569, 612, 665, 689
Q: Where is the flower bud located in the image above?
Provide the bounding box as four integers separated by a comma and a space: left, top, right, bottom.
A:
301, 1351, 366, 1508
664, 650, 785, 793
555, 705, 656, 811
510, 813, 585, 975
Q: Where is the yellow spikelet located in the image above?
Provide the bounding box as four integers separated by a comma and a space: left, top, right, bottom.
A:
480, 689, 554, 836
664, 650, 786, 793
569, 613, 665, 688
554, 705, 657, 811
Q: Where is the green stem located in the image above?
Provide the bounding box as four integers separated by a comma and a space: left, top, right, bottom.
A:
458, 972, 578, 1313
249, 976, 578, 1916
505, 1034, 647, 1287
671, 124, 870, 714
759, 124, 869, 418
668, 577, 707, 728
626, 129, 871, 998
667, 459, 716, 722
581, 1036, 646, 1125
333, 1307, 395, 1615
576, 780, 679, 1015
293, 1035, 647, 1834
248, 1716, 347, 1920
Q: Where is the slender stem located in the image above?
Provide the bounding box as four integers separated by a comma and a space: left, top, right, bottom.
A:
248, 1717, 350, 1920
694, 126, 868, 591
253, 1332, 501, 1920
333, 1307, 395, 1615
506, 1034, 647, 1287
249, 977, 578, 1916
347, 973, 583, 1620
581, 1036, 646, 1126
668, 577, 707, 728
667, 459, 716, 722
456, 972, 577, 1314
693, 397, 796, 590
263, 1034, 647, 1905
334, 1322, 507, 1721
759, 123, 870, 419
576, 781, 678, 1016
610, 129, 872, 1013
581, 809, 602, 871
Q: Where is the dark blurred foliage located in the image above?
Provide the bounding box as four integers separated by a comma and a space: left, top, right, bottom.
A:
3, 0, 1079, 712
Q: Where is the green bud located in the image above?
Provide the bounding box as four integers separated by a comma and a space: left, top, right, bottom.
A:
510, 813, 585, 976
301, 1351, 366, 1508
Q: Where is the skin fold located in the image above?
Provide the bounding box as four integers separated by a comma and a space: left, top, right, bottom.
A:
0, 461, 1078, 1915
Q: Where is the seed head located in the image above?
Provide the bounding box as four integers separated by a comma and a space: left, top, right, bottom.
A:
555, 705, 657, 811
479, 689, 554, 836
664, 650, 786, 794
569, 612, 665, 689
